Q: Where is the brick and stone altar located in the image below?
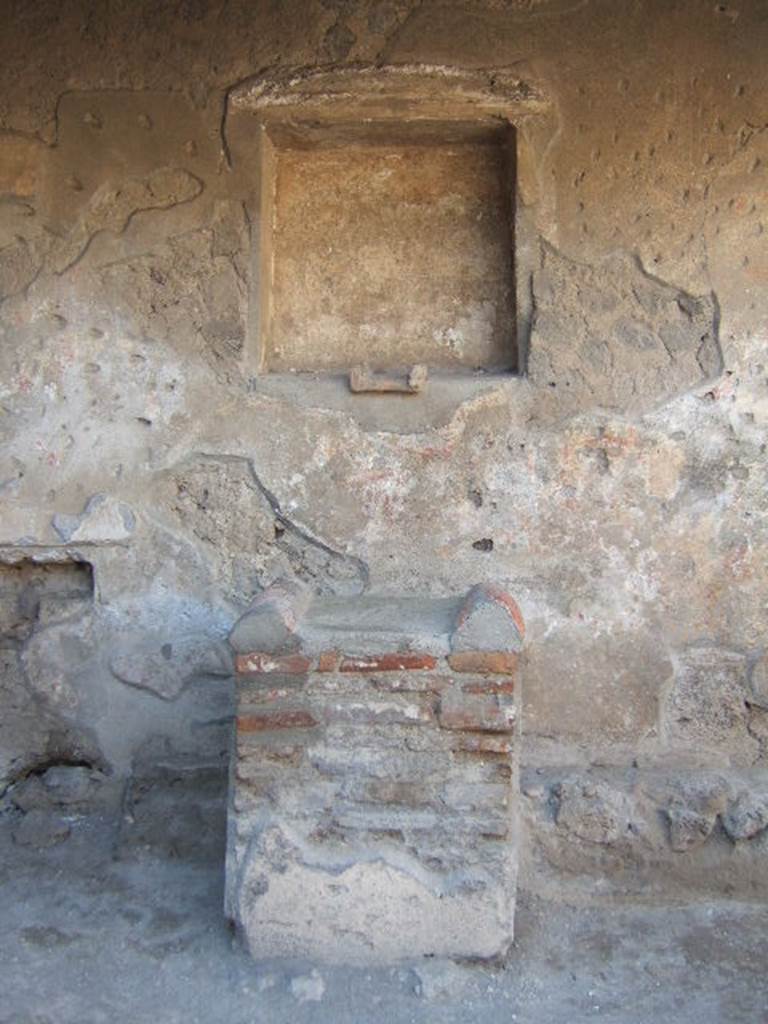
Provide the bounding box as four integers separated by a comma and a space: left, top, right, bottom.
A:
225, 581, 524, 964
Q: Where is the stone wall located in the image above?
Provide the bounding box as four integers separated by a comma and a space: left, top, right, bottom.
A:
1, 0, 767, 901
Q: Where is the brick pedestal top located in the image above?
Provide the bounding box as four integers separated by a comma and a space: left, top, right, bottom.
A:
230, 581, 524, 658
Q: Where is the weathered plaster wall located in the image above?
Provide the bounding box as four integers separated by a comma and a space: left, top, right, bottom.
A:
1, 0, 767, 898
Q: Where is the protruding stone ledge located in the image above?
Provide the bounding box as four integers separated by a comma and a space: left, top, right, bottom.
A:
230, 63, 551, 124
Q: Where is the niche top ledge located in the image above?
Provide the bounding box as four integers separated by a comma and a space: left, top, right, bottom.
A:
229, 62, 551, 122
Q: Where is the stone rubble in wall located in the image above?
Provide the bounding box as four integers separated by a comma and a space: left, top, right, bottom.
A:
527, 772, 768, 854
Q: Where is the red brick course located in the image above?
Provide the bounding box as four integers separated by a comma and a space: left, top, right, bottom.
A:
462, 678, 516, 695
237, 709, 318, 732
236, 653, 311, 675
447, 652, 518, 675
317, 650, 340, 672
339, 653, 438, 672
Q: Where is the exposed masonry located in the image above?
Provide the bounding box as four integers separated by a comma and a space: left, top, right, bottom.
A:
226, 581, 524, 963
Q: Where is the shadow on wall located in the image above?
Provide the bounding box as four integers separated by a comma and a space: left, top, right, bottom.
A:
0, 556, 230, 864
0, 559, 102, 785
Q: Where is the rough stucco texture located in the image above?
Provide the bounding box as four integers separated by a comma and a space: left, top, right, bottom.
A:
1, 0, 768, 901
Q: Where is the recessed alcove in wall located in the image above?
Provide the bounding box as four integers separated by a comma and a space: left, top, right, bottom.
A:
231, 65, 551, 384
262, 120, 516, 373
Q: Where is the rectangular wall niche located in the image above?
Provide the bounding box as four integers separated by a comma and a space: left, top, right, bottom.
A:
0, 559, 94, 643
257, 121, 517, 374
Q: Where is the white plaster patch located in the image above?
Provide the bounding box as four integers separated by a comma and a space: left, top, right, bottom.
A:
433, 325, 466, 357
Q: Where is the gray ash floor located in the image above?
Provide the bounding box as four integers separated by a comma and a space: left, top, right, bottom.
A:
1, 809, 766, 1024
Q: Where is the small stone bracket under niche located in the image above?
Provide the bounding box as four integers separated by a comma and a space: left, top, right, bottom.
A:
230, 65, 552, 383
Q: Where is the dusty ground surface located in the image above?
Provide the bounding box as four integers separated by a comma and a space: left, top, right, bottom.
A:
1, 803, 766, 1024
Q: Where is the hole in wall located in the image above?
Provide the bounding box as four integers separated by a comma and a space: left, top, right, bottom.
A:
0, 560, 95, 645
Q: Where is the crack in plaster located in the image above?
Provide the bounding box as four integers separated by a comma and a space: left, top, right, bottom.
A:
193, 452, 369, 593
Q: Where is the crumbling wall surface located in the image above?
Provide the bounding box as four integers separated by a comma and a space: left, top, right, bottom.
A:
1, 0, 767, 898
